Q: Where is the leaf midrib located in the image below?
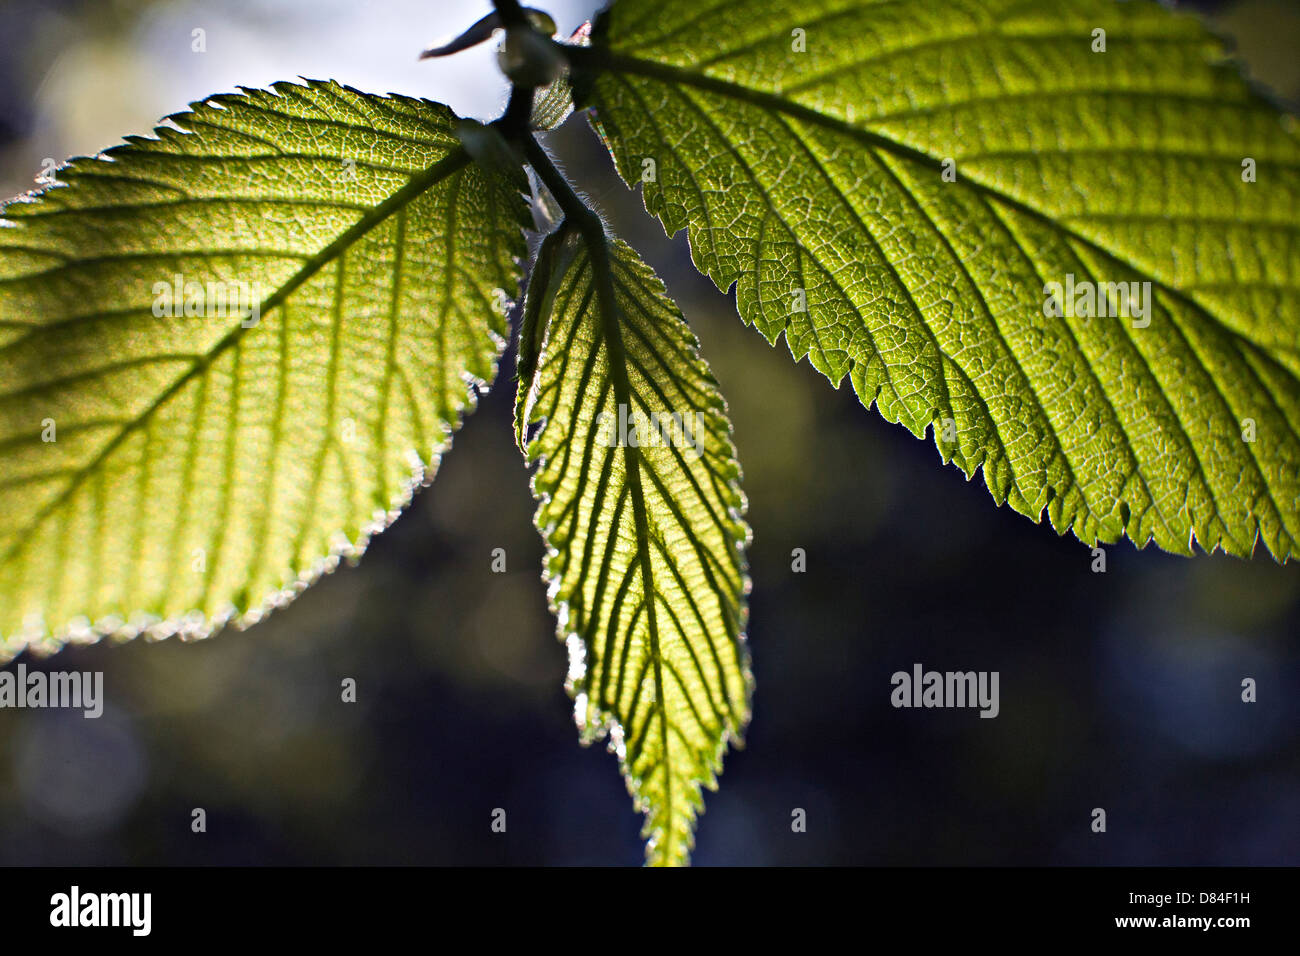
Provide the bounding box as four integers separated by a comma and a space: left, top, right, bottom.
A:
581, 226, 678, 855
0, 146, 472, 570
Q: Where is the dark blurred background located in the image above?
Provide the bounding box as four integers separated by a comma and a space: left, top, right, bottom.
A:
0, 0, 1297, 866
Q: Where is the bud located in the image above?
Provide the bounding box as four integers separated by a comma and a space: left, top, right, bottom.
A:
498, 27, 565, 88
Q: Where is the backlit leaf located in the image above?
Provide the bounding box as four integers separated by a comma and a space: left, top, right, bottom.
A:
518, 227, 751, 865
0, 80, 528, 659
578, 0, 1300, 558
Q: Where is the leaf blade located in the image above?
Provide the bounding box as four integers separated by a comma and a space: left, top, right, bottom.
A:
580, 0, 1300, 559
519, 229, 750, 865
0, 80, 529, 658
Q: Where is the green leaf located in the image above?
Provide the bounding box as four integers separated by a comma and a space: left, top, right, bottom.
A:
0, 80, 528, 660
518, 227, 750, 865
577, 0, 1300, 559
530, 21, 594, 131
